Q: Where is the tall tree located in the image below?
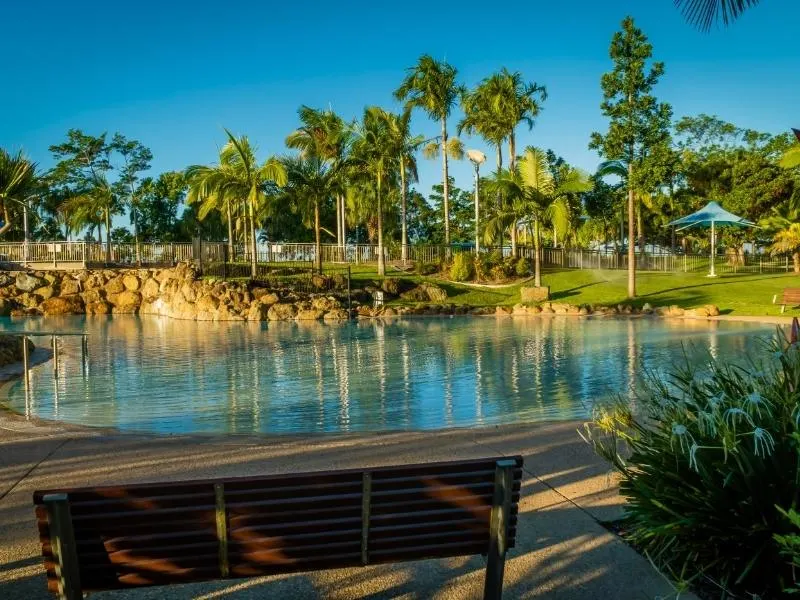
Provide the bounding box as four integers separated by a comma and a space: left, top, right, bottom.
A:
384, 109, 424, 262
110, 134, 152, 263
395, 55, 462, 244
185, 130, 287, 277
59, 174, 122, 255
351, 107, 398, 276
281, 156, 338, 273
285, 106, 352, 249
590, 17, 672, 298
0, 149, 39, 237
136, 172, 186, 242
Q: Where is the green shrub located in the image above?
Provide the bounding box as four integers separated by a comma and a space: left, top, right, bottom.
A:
489, 264, 508, 282
449, 253, 473, 282
514, 257, 530, 277
487, 249, 503, 267
582, 333, 800, 597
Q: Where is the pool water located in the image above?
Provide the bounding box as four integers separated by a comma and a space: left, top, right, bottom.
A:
0, 316, 777, 435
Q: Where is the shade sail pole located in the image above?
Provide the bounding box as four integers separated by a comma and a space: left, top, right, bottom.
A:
709, 220, 716, 277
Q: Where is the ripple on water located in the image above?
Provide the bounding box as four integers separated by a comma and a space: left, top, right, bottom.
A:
0, 315, 777, 435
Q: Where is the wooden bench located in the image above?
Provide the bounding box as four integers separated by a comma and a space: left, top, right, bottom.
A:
774, 288, 800, 313
34, 456, 523, 600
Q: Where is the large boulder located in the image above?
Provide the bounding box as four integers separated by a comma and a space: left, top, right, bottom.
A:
15, 272, 45, 292
295, 308, 324, 321
520, 286, 550, 303
123, 274, 141, 291
107, 290, 142, 314
252, 288, 280, 305
267, 303, 298, 321
85, 301, 111, 315
140, 278, 160, 301
33, 285, 56, 301
81, 289, 105, 304
311, 296, 340, 312
195, 294, 220, 314
323, 308, 350, 321
0, 274, 15, 287
421, 283, 447, 302
41, 295, 84, 316
60, 277, 81, 296
382, 278, 401, 296
104, 276, 125, 295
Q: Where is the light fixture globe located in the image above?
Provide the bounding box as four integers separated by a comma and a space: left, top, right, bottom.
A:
467, 149, 486, 165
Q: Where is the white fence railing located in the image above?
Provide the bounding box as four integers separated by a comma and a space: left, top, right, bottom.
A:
0, 240, 794, 274
0, 242, 194, 268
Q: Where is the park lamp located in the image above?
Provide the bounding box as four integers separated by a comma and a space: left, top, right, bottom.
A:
467, 150, 487, 253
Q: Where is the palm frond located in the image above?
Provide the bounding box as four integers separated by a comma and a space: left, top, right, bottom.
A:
674, 0, 760, 32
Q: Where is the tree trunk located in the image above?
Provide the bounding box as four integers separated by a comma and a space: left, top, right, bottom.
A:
314, 201, 322, 274
510, 225, 517, 258
441, 117, 450, 245
105, 207, 111, 264
637, 205, 645, 258
133, 209, 141, 266
508, 131, 516, 171
534, 217, 542, 288
335, 189, 342, 249
794, 251, 800, 274
377, 177, 385, 277
400, 158, 408, 263
249, 198, 258, 279
496, 144, 503, 170
340, 194, 347, 251
226, 204, 234, 258
627, 166, 636, 298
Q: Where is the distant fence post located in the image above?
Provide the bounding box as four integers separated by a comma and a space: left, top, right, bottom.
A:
347, 266, 352, 315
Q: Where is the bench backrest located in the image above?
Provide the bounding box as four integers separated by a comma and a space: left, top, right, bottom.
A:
34, 456, 523, 595
783, 289, 800, 303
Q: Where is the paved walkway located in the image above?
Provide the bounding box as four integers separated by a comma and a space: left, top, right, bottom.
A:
0, 414, 690, 599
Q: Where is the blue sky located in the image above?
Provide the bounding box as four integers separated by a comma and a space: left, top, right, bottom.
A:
2, 0, 798, 209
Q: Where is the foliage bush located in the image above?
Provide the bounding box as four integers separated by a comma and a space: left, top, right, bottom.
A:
487, 249, 504, 267
449, 253, 473, 282
582, 333, 800, 598
514, 257, 530, 277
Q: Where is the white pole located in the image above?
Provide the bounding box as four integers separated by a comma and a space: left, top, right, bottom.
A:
709, 221, 716, 277
474, 162, 480, 254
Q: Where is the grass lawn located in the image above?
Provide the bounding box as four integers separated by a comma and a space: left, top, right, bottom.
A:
348, 265, 800, 316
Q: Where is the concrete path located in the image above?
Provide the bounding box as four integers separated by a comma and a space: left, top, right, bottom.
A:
0, 415, 690, 599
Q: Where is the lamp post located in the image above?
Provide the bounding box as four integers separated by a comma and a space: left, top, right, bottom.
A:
467, 150, 486, 254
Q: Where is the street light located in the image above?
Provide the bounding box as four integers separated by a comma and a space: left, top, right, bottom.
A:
467, 150, 486, 253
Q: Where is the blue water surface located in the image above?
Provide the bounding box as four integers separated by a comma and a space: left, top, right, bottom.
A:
0, 315, 777, 435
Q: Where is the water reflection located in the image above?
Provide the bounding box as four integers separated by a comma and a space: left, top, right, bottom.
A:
0, 315, 778, 435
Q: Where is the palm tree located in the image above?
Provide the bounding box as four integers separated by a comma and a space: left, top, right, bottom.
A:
186, 130, 287, 278
281, 156, 338, 273
675, 0, 761, 31
384, 109, 424, 263
286, 107, 352, 250
458, 81, 507, 171
351, 107, 397, 276
60, 174, 121, 261
185, 163, 241, 256
0, 149, 38, 237
460, 69, 546, 254
518, 147, 592, 287
781, 142, 800, 169
761, 204, 800, 273
483, 167, 527, 257
395, 55, 462, 245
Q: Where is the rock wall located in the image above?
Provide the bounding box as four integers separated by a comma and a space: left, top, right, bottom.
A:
0, 263, 349, 322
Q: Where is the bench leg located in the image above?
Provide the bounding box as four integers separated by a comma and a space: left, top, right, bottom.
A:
483, 460, 515, 600
43, 494, 82, 600
782, 305, 787, 314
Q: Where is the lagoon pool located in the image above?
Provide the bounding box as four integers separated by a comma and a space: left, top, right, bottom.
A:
0, 315, 778, 435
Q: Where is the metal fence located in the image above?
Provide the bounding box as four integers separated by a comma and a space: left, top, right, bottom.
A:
0, 241, 193, 268
0, 239, 795, 275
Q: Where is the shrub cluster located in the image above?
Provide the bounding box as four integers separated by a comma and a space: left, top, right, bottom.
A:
583, 333, 800, 597
443, 252, 530, 283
